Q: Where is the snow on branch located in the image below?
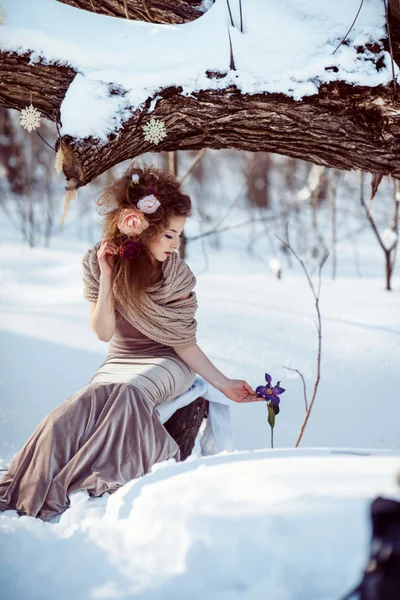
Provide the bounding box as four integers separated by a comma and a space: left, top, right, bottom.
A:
1, 0, 400, 188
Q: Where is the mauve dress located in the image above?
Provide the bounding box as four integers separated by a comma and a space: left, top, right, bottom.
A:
0, 314, 195, 521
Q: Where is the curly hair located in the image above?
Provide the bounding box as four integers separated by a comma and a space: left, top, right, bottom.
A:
97, 164, 192, 303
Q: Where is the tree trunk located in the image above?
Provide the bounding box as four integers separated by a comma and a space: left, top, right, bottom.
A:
163, 397, 209, 461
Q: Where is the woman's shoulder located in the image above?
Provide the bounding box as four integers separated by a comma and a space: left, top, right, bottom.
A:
82, 241, 102, 265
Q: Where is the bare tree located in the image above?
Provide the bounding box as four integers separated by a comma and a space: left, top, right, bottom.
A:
359, 172, 399, 291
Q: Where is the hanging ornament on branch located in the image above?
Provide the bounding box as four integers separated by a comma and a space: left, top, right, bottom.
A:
20, 103, 41, 133
142, 118, 167, 145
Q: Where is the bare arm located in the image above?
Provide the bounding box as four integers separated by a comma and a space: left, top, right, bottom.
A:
88, 239, 118, 342
173, 343, 262, 404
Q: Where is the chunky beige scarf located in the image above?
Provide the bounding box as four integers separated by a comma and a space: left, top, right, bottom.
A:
82, 243, 198, 347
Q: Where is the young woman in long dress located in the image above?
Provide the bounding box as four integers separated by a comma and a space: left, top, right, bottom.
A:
0, 165, 261, 521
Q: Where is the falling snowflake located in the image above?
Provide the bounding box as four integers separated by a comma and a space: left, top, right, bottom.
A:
142, 118, 167, 145
20, 104, 41, 133
0, 4, 6, 25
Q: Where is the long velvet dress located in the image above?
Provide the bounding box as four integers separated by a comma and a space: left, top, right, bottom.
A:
0, 313, 195, 521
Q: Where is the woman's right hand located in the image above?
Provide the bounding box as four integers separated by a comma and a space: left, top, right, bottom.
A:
97, 239, 119, 279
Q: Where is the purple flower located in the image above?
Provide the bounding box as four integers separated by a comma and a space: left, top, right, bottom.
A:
119, 238, 142, 260
256, 373, 285, 410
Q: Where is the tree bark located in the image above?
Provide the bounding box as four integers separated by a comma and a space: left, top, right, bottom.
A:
2, 3, 400, 188
2, 46, 400, 187
163, 397, 209, 461
57, 0, 203, 23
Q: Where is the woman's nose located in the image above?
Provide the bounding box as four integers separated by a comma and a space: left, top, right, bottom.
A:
172, 238, 181, 249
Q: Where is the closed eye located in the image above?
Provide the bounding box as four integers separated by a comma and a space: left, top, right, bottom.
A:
165, 234, 173, 239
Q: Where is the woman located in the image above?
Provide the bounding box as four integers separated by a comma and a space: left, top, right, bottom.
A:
0, 165, 261, 521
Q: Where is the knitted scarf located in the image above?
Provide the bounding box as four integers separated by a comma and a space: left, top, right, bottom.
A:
82, 243, 198, 348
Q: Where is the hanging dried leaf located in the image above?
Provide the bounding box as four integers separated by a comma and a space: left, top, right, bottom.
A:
368, 172, 384, 216
61, 178, 79, 228
55, 148, 64, 175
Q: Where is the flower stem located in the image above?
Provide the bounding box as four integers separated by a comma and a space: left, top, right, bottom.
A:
271, 427, 274, 449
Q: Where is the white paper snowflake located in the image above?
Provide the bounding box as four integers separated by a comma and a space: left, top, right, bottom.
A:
20, 104, 41, 133
0, 4, 6, 25
142, 118, 167, 145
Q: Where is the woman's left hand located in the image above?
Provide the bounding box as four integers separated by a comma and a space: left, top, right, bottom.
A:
220, 379, 263, 403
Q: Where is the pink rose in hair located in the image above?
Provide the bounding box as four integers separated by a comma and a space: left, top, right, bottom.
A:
137, 194, 161, 215
117, 208, 149, 236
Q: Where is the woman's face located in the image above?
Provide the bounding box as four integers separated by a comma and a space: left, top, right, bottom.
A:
148, 215, 186, 262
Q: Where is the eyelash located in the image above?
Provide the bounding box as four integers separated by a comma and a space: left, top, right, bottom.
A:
165, 234, 182, 240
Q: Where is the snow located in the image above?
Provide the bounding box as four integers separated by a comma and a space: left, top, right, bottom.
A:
381, 227, 397, 250
1, 452, 400, 600
0, 0, 394, 141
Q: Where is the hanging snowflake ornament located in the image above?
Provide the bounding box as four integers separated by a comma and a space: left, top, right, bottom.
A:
0, 4, 6, 25
20, 104, 41, 133
142, 118, 167, 145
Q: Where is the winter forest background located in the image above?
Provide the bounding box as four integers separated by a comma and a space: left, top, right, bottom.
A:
1, 0, 400, 598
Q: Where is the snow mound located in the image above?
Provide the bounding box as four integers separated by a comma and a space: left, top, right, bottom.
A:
1, 450, 400, 599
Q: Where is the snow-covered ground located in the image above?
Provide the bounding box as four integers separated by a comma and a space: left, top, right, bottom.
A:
0, 451, 399, 600
0, 179, 400, 598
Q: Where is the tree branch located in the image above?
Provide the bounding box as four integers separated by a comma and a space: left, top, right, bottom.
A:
56, 0, 203, 23
2, 46, 400, 189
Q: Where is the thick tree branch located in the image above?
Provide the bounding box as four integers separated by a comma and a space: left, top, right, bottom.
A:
2, 46, 400, 188
3, 0, 400, 190
56, 0, 203, 23
48, 81, 400, 186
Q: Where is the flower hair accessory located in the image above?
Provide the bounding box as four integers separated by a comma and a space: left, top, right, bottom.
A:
130, 174, 140, 186
117, 208, 149, 236
119, 238, 141, 260
137, 194, 161, 214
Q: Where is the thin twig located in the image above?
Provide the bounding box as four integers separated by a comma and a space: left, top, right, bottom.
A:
141, 0, 154, 21
227, 28, 236, 70
283, 366, 308, 411
239, 0, 243, 32
89, 0, 97, 12
360, 172, 387, 255
123, 0, 130, 19
36, 131, 55, 151
178, 149, 205, 184
189, 214, 283, 242
384, 0, 397, 98
277, 232, 327, 448
226, 0, 235, 26
332, 0, 365, 54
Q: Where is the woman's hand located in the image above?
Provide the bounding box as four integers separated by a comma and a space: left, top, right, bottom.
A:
97, 239, 118, 279
220, 379, 263, 403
